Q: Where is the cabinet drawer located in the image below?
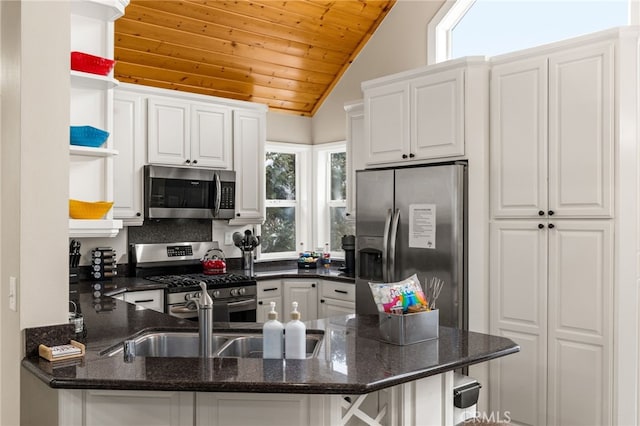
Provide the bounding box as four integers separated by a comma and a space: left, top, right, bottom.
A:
320, 281, 355, 302
257, 281, 282, 298
121, 289, 164, 313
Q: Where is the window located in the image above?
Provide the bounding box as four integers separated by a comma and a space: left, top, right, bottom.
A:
314, 142, 355, 258
428, 0, 632, 64
260, 142, 311, 260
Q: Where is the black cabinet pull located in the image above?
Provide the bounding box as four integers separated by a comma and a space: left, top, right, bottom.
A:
538, 224, 544, 229
258, 301, 263, 305
409, 153, 415, 158
548, 223, 555, 229
402, 154, 408, 159
262, 287, 278, 292
236, 213, 241, 217
334, 289, 348, 294
133, 299, 153, 303
548, 210, 555, 216
192, 160, 198, 165
185, 159, 191, 164
538, 210, 545, 216
320, 299, 325, 303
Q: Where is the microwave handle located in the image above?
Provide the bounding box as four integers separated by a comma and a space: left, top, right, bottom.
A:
213, 173, 221, 217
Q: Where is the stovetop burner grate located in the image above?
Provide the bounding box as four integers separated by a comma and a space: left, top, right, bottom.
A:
145, 273, 255, 291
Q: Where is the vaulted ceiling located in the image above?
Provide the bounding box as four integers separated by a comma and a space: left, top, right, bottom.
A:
114, 0, 396, 116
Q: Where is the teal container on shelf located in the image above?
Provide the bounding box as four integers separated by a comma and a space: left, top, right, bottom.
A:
70, 126, 109, 148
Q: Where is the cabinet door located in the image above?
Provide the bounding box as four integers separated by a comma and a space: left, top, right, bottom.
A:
363, 80, 409, 165
147, 97, 190, 166
283, 280, 318, 321
345, 101, 364, 219
191, 102, 232, 169
490, 56, 548, 218
113, 91, 145, 224
546, 221, 612, 426
489, 220, 548, 426
83, 390, 193, 426
410, 67, 465, 159
257, 280, 283, 322
548, 43, 613, 218
318, 298, 354, 319
232, 109, 266, 223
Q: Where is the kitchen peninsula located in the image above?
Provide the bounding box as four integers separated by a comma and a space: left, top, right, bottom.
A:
22, 285, 518, 426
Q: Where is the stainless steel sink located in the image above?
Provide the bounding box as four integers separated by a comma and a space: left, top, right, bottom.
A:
104, 332, 229, 358
103, 331, 323, 359
215, 335, 322, 359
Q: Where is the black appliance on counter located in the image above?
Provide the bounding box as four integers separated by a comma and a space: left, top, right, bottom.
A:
340, 235, 356, 278
130, 242, 257, 322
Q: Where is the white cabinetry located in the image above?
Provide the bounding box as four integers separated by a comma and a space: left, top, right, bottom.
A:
256, 280, 283, 323
113, 89, 145, 224
362, 58, 483, 166
489, 37, 617, 426
344, 101, 364, 219
490, 43, 613, 219
147, 97, 232, 169
69, 0, 125, 237
282, 280, 318, 322
113, 289, 164, 313
318, 281, 355, 319
230, 109, 266, 224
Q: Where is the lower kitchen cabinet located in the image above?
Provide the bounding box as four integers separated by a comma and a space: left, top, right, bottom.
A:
257, 280, 283, 323
318, 281, 355, 319
489, 219, 613, 426
283, 279, 318, 321
113, 289, 164, 313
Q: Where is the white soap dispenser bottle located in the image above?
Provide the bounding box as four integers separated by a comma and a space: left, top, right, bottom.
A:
285, 301, 306, 360
262, 301, 284, 359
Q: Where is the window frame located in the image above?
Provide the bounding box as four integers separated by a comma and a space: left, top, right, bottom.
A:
313, 141, 348, 259
258, 141, 312, 261
427, 0, 639, 65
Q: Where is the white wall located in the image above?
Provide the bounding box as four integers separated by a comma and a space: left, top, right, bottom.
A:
1, 2, 70, 425
312, 0, 446, 144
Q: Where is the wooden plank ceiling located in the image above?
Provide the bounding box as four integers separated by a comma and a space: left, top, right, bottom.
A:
114, 0, 396, 116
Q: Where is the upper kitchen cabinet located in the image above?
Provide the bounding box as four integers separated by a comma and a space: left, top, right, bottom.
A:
490, 41, 614, 219
113, 88, 145, 225
147, 96, 233, 169
361, 57, 487, 166
344, 100, 364, 219
229, 108, 267, 225
69, 0, 127, 237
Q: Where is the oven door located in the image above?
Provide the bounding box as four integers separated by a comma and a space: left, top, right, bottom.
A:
168, 296, 257, 323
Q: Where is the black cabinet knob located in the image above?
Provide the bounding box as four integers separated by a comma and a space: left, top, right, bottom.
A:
185, 159, 191, 164
312, 283, 316, 288
409, 153, 415, 158
548, 223, 555, 229
136, 212, 141, 217
236, 213, 240, 217
402, 154, 408, 159
345, 212, 351, 217
192, 160, 198, 165
548, 210, 555, 216
320, 299, 325, 303
258, 301, 263, 305
538, 210, 545, 216
538, 224, 544, 229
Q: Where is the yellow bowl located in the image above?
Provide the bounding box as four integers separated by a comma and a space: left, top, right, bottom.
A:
69, 199, 114, 219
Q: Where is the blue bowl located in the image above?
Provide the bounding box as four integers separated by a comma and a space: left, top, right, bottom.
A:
70, 126, 109, 148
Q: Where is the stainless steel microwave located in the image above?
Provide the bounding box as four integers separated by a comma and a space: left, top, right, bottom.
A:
144, 165, 236, 220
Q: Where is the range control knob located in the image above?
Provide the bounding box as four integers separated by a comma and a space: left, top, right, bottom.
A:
238, 287, 246, 296
230, 288, 239, 297
211, 290, 220, 299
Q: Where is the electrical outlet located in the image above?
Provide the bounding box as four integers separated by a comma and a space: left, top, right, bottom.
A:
224, 232, 233, 245
9, 276, 17, 311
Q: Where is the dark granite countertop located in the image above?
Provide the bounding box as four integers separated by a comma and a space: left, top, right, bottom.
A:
22, 285, 518, 395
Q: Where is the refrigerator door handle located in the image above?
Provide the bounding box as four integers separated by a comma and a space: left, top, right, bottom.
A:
382, 209, 393, 282
388, 209, 400, 282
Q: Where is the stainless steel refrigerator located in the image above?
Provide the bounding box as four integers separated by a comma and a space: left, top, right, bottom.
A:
355, 162, 467, 330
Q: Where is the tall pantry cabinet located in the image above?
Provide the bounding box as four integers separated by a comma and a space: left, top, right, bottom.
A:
488, 32, 635, 426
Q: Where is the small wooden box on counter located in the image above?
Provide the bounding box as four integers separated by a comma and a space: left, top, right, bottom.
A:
378, 309, 439, 345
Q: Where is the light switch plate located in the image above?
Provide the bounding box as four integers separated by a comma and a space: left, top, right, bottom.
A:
9, 276, 17, 311
224, 232, 233, 245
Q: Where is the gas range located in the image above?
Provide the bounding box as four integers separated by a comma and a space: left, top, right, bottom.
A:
130, 242, 257, 321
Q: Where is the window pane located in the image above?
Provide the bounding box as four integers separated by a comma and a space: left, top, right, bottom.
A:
330, 206, 354, 251
262, 207, 296, 253
265, 152, 296, 200
452, 0, 627, 58
330, 152, 346, 201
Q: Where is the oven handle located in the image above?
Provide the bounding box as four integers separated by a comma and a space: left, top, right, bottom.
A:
170, 298, 255, 314
170, 306, 197, 314
227, 298, 255, 308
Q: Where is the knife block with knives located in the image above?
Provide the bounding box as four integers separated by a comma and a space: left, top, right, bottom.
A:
69, 239, 81, 283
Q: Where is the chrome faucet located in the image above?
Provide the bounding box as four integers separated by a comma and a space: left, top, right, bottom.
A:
197, 281, 214, 357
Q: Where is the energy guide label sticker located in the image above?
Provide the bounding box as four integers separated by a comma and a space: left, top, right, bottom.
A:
409, 204, 436, 249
